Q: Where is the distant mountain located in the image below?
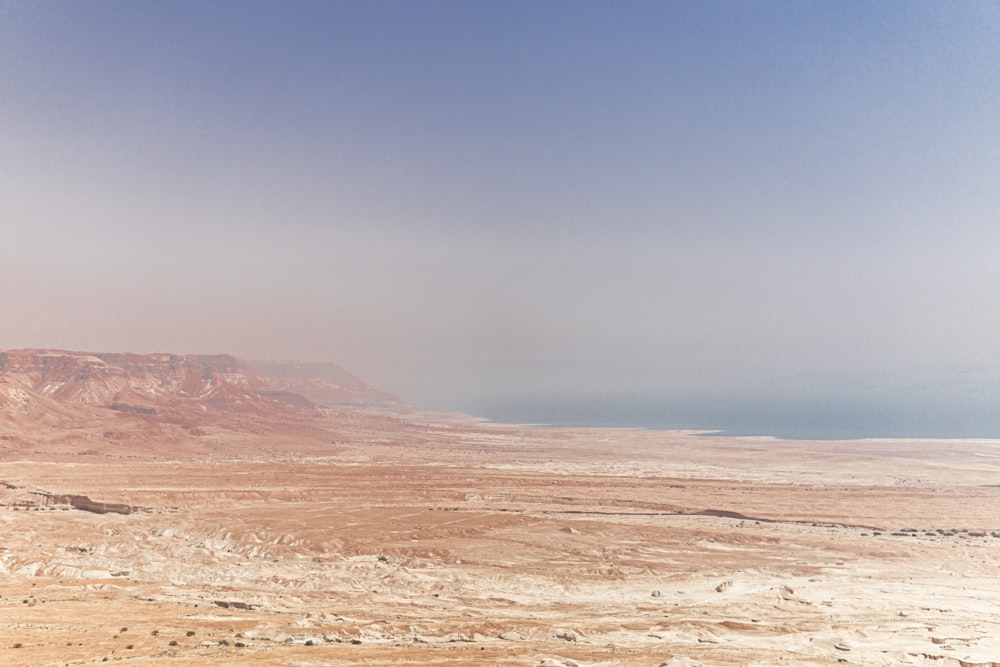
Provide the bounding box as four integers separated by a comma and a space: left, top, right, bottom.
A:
243, 360, 401, 406
0, 350, 277, 412
0, 349, 404, 458
0, 349, 397, 427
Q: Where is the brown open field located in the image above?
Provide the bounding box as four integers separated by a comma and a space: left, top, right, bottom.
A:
2, 412, 1000, 666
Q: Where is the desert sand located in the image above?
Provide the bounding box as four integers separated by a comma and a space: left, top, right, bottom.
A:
1, 351, 999, 666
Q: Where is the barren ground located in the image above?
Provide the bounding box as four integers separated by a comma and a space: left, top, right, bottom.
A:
2, 412, 999, 666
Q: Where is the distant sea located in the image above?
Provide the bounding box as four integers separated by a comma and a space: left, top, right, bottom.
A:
467, 394, 1000, 441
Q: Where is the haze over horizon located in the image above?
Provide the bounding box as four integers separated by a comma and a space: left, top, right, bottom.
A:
4, 1, 1000, 438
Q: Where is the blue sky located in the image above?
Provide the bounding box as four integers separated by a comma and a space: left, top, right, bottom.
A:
3, 1, 1000, 435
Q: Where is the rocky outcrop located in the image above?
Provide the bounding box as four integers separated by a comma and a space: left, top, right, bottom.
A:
50, 494, 136, 515
1, 480, 138, 514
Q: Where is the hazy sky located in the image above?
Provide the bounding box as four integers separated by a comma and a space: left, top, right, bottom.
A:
3, 1, 1000, 435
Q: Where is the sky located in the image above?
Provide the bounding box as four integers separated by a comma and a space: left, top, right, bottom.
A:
3, 1, 1000, 437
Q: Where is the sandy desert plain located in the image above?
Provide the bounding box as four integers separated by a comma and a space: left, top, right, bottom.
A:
2, 351, 1000, 666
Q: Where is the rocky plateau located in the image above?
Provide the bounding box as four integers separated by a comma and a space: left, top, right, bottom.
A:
1, 349, 999, 666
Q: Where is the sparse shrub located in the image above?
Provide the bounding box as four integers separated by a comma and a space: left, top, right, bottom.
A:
186, 631, 195, 637
151, 629, 159, 636
169, 640, 178, 646
13, 643, 22, 648
305, 639, 314, 646
234, 642, 247, 647
126, 644, 134, 649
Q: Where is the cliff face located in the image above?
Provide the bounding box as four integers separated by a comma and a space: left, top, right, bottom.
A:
0, 349, 406, 458
0, 350, 273, 412
0, 349, 403, 455
0, 372, 82, 425
244, 360, 401, 406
